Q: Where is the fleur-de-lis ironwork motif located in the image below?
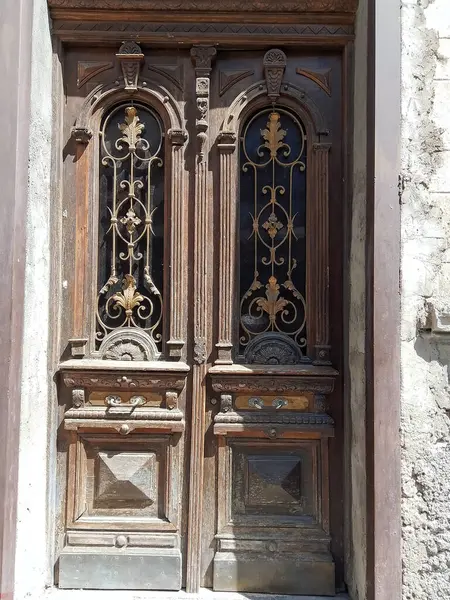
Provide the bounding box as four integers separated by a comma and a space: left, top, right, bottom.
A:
112, 275, 144, 321
261, 112, 287, 158
256, 276, 288, 324
118, 106, 144, 151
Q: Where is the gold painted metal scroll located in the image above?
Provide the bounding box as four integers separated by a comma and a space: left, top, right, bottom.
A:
96, 104, 164, 350
239, 109, 307, 357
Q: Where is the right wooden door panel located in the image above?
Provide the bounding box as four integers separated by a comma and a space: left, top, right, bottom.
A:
202, 48, 344, 595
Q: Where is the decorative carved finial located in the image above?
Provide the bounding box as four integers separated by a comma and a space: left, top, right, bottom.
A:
116, 41, 144, 92
263, 48, 287, 103
190, 46, 216, 162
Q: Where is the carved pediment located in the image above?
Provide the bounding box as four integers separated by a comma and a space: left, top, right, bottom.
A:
47, 0, 358, 13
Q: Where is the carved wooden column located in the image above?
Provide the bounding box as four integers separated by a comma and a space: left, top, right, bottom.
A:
187, 45, 216, 593
167, 129, 188, 359
71, 127, 92, 341
311, 142, 331, 364
215, 131, 237, 365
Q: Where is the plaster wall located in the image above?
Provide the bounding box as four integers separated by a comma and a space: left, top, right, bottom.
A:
14, 0, 54, 597
401, 1, 450, 599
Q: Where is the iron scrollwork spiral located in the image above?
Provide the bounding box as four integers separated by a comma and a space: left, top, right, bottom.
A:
239, 108, 307, 361
96, 103, 164, 351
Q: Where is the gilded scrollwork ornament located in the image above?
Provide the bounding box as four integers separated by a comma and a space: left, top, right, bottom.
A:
96, 103, 164, 353
240, 109, 307, 361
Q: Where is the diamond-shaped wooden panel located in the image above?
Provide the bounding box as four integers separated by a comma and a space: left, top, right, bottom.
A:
95, 451, 156, 508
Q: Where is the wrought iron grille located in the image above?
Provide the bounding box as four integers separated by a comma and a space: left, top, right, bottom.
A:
96, 103, 164, 350
239, 108, 307, 361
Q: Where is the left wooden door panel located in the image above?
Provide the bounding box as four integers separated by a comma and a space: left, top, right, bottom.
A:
57, 42, 190, 590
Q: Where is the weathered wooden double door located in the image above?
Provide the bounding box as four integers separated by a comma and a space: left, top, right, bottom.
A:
57, 41, 343, 596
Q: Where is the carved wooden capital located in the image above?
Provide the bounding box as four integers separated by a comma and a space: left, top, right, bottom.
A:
168, 129, 188, 146
116, 41, 144, 92
313, 142, 332, 152
190, 46, 217, 76
217, 131, 237, 153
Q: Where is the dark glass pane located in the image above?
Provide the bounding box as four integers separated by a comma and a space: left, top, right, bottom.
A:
96, 103, 164, 351
239, 108, 307, 362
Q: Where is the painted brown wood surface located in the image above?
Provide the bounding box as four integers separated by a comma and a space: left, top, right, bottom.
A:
57, 37, 346, 595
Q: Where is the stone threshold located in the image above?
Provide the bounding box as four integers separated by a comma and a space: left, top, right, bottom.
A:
43, 589, 350, 600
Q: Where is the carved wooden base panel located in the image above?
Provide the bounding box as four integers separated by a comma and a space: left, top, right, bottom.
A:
58, 361, 188, 590
210, 364, 335, 596
213, 436, 334, 595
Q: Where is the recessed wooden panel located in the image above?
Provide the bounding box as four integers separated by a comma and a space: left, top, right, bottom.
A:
95, 451, 156, 509
232, 443, 316, 522
246, 455, 302, 506
66, 433, 179, 529
84, 438, 165, 519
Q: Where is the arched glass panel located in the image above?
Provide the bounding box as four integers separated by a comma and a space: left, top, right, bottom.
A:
239, 108, 307, 363
96, 103, 164, 351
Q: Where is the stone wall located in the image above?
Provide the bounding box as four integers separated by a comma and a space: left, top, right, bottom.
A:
401, 1, 450, 598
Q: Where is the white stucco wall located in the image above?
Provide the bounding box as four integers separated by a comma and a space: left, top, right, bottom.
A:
14, 0, 54, 597
401, 1, 450, 599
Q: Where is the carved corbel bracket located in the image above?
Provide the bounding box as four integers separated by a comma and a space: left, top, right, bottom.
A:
71, 126, 92, 145
72, 388, 85, 408
68, 337, 88, 358
116, 41, 145, 92
263, 48, 287, 104
165, 390, 179, 410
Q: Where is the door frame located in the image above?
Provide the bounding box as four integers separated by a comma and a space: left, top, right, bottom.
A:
0, 0, 402, 598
